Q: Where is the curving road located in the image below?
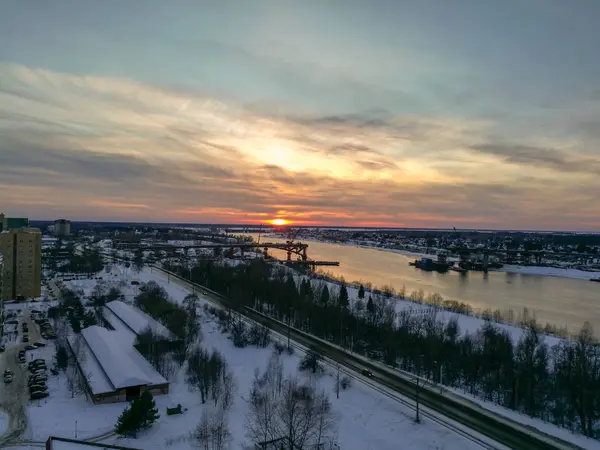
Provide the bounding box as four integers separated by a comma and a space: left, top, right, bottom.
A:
158, 267, 583, 450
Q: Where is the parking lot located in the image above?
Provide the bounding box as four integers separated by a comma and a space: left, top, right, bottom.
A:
0, 308, 54, 445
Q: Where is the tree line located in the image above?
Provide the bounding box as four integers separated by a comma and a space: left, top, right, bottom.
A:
166, 259, 600, 439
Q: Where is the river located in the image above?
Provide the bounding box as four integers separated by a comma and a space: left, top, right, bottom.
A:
249, 234, 599, 333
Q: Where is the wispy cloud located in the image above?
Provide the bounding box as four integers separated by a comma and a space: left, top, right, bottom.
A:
0, 62, 599, 230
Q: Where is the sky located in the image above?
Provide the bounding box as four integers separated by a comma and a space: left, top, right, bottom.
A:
1, 0, 600, 230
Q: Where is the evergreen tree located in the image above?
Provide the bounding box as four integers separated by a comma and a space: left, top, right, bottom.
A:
366, 295, 374, 313
358, 284, 365, 300
115, 404, 139, 438
55, 344, 69, 370
319, 285, 330, 305
138, 391, 160, 428
69, 316, 82, 333
338, 282, 349, 310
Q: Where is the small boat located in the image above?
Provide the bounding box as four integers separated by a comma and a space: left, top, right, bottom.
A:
591, 278, 600, 283
450, 265, 468, 274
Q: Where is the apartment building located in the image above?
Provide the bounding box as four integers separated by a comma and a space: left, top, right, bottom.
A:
0, 228, 42, 301
0, 254, 3, 334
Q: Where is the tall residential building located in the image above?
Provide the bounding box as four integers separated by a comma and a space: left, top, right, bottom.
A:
0, 228, 42, 301
54, 219, 71, 236
0, 254, 3, 335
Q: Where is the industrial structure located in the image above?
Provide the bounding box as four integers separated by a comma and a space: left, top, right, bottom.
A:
113, 240, 340, 268
53, 219, 71, 236
0, 228, 42, 301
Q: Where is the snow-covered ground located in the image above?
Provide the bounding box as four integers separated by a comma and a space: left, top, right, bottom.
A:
447, 387, 600, 450
0, 412, 8, 436
493, 264, 599, 280
10, 268, 497, 450
150, 267, 600, 448
11, 266, 599, 449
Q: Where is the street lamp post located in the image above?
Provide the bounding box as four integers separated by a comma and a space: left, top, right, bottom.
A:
415, 376, 420, 423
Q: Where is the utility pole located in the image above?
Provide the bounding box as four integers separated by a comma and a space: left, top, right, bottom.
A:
287, 304, 291, 350
415, 377, 420, 423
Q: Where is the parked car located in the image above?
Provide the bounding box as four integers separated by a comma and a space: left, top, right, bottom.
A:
361, 369, 374, 378
0, 345, 5, 353
29, 374, 47, 382
30, 391, 49, 400
28, 361, 46, 370
25, 344, 36, 351
33, 342, 46, 348
30, 371, 46, 379
4, 375, 13, 384
29, 383, 47, 392
4, 369, 12, 377
22, 335, 29, 343
29, 362, 46, 370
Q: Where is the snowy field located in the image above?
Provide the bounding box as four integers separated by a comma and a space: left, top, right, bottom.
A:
153, 267, 600, 450
7, 266, 599, 449
9, 268, 496, 450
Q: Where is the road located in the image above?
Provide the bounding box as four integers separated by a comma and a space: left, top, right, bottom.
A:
157, 267, 581, 450
0, 309, 41, 447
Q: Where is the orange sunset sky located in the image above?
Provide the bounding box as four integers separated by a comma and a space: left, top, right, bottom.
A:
1, 1, 600, 231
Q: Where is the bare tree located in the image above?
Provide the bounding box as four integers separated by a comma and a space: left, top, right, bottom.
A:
186, 348, 226, 405
246, 372, 278, 447
221, 367, 236, 412
246, 369, 338, 449
66, 334, 91, 398
194, 408, 230, 450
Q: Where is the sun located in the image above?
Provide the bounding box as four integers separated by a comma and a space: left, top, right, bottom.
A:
270, 218, 288, 226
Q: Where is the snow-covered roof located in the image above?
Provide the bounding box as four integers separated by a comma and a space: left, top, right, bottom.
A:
80, 326, 167, 391
105, 300, 174, 340
48, 436, 141, 449
102, 306, 138, 346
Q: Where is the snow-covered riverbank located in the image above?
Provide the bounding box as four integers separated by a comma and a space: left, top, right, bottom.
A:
492, 264, 600, 280
264, 233, 600, 281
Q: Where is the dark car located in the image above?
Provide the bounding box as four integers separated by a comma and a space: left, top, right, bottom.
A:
22, 335, 29, 343
30, 391, 49, 400
29, 383, 47, 392
33, 342, 46, 348
29, 363, 47, 371
0, 345, 5, 353
361, 369, 374, 378
25, 344, 36, 351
